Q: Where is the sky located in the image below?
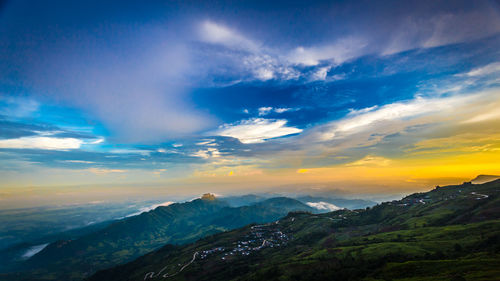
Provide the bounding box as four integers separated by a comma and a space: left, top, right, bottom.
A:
1, 0, 500, 208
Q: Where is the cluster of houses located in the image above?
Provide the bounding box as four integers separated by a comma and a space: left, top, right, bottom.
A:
198, 222, 290, 261
199, 247, 225, 259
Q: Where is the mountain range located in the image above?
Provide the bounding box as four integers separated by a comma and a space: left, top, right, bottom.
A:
87, 179, 500, 281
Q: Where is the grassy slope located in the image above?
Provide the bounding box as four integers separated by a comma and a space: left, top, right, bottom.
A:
87, 180, 500, 281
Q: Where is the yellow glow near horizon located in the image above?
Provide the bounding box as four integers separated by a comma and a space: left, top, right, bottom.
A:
185, 147, 500, 193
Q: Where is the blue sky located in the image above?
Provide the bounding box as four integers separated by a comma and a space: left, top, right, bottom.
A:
1, 0, 500, 207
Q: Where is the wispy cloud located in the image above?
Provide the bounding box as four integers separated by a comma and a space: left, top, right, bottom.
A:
199, 20, 260, 52
316, 93, 481, 141
287, 37, 367, 66
383, 9, 500, 55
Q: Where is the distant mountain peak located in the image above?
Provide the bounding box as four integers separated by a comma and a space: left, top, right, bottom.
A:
201, 193, 217, 200
471, 174, 500, 184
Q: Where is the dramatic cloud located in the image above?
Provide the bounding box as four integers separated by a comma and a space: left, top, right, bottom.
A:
1, 0, 500, 204
216, 118, 302, 144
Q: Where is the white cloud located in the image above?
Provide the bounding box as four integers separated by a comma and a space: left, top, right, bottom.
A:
258, 107, 273, 116
125, 201, 174, 218
21, 243, 49, 259
465, 62, 500, 77
243, 54, 298, 81
347, 105, 378, 116
312, 66, 331, 81
288, 37, 366, 66
196, 139, 217, 146
255, 67, 274, 80
197, 21, 367, 82
0, 136, 83, 150
191, 147, 221, 159
89, 138, 105, 144
258, 107, 298, 116
216, 118, 302, 144
306, 201, 341, 212
199, 21, 301, 82
199, 14, 500, 84
199, 20, 260, 52
274, 107, 294, 113
157, 148, 182, 154
109, 149, 151, 155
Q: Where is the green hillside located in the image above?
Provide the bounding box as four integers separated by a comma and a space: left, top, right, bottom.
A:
2, 196, 313, 281
87, 180, 500, 281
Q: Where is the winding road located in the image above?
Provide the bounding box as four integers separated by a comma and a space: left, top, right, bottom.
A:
471, 192, 489, 199
144, 251, 199, 280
